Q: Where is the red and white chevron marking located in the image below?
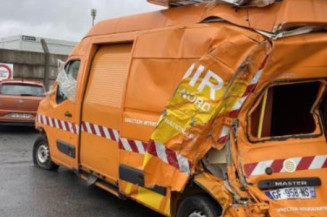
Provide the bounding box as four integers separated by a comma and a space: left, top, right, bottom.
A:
81, 121, 120, 142
228, 68, 264, 118
147, 140, 192, 174
36, 115, 148, 155
244, 155, 327, 176
216, 55, 269, 143
36, 114, 79, 134
81, 122, 147, 154
217, 126, 229, 144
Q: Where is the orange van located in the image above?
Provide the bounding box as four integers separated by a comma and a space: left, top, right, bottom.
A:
33, 0, 327, 216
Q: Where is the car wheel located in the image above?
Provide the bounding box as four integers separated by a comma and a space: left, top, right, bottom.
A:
33, 134, 59, 170
176, 195, 222, 217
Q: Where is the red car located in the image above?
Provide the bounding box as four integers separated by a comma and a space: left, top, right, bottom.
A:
0, 80, 45, 126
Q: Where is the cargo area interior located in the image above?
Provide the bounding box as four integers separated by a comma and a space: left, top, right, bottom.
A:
250, 81, 322, 139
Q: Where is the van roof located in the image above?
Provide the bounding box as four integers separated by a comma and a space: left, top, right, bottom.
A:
86, 0, 327, 38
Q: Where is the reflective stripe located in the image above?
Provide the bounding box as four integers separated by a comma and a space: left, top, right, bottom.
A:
155, 142, 168, 164
250, 69, 263, 85
147, 140, 192, 174
244, 155, 327, 176
309, 155, 327, 169
231, 96, 247, 111
135, 141, 146, 154
120, 138, 133, 152
251, 160, 273, 176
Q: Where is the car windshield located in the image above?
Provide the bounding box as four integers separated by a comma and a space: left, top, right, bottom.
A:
0, 84, 44, 96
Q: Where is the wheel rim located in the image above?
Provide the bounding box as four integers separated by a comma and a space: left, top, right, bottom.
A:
37, 143, 49, 164
189, 211, 206, 217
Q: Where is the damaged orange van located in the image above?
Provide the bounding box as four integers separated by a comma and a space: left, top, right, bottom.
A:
33, 0, 327, 216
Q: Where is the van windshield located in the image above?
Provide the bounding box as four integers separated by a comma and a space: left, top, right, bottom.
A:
0, 84, 44, 97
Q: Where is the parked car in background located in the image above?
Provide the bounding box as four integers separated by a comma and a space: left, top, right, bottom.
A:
0, 80, 45, 126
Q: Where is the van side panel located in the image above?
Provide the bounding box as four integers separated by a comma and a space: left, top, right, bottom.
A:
80, 44, 133, 183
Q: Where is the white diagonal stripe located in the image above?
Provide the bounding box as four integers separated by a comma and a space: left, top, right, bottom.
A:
54, 119, 59, 129
231, 96, 247, 111
75, 124, 80, 134
41, 115, 46, 124
94, 124, 101, 137
220, 126, 229, 137
121, 138, 132, 152
113, 130, 120, 142
52, 118, 57, 127
251, 160, 273, 176
85, 122, 92, 134
67, 122, 72, 133
250, 69, 263, 85
155, 142, 168, 164
103, 127, 111, 140
135, 141, 145, 154
177, 154, 191, 174
309, 155, 327, 169
61, 120, 66, 131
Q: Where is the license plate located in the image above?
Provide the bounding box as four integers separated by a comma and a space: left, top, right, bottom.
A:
9, 113, 32, 119
266, 187, 316, 200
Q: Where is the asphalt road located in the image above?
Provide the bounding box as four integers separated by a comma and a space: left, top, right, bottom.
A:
0, 126, 162, 217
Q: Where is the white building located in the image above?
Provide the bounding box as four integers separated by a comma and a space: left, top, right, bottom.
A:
0, 35, 76, 55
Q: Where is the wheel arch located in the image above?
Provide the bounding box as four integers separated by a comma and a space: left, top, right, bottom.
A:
170, 174, 225, 217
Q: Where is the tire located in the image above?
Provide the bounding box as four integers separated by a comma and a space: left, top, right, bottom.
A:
33, 134, 59, 171
176, 195, 222, 217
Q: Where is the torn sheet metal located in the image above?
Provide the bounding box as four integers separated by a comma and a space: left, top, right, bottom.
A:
256, 26, 326, 40
148, 0, 277, 7
194, 173, 233, 214
195, 173, 269, 216
143, 33, 271, 191
56, 60, 77, 102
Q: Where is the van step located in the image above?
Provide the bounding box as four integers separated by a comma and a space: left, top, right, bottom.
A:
86, 175, 98, 186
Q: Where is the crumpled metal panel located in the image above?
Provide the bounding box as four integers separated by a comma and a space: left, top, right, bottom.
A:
142, 25, 271, 191
147, 0, 277, 7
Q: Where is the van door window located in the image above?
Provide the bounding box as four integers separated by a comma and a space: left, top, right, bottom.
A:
249, 81, 322, 141
56, 60, 80, 104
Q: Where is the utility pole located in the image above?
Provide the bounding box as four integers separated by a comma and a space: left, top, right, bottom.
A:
91, 9, 97, 26
40, 39, 50, 91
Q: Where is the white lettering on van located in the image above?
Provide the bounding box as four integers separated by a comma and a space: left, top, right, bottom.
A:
276, 206, 327, 213
163, 118, 194, 139
183, 64, 224, 100
180, 89, 211, 112
124, 118, 157, 127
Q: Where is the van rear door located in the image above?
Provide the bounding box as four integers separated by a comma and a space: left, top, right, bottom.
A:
237, 80, 327, 217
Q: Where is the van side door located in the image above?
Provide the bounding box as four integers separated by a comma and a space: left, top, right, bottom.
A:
40, 59, 82, 169
80, 43, 133, 184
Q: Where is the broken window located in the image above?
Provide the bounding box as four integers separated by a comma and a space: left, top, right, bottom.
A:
56, 60, 80, 104
319, 90, 327, 140
249, 81, 322, 140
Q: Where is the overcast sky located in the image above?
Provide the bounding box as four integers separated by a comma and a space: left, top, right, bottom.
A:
0, 0, 163, 42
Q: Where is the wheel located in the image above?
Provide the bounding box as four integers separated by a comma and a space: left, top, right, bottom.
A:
33, 134, 59, 170
176, 195, 222, 217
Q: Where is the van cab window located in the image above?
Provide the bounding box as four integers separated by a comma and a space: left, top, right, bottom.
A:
249, 81, 322, 141
56, 60, 80, 104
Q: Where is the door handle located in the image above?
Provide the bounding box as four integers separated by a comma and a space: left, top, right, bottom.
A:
64, 111, 72, 118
